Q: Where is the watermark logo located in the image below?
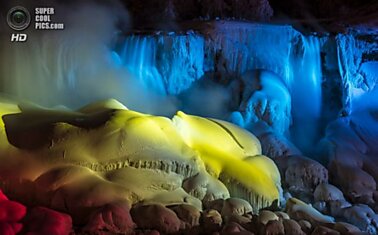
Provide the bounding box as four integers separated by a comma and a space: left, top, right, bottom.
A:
35, 8, 64, 30
6, 6, 65, 42
10, 33, 27, 42
7, 6, 31, 42
7, 6, 31, 31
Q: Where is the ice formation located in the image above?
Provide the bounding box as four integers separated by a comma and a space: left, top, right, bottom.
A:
231, 70, 292, 135
0, 99, 282, 223
116, 34, 205, 95
0, 0, 376, 231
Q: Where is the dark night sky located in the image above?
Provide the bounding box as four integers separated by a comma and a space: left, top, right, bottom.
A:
0, 0, 377, 33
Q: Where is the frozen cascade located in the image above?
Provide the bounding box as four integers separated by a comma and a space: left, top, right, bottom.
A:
289, 35, 323, 155
115, 34, 205, 95
205, 23, 324, 153
119, 36, 166, 95
336, 33, 378, 114
291, 35, 322, 118
204, 23, 297, 83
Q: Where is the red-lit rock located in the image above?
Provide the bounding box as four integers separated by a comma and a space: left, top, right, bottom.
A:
24, 207, 72, 235
83, 201, 136, 234
0, 200, 27, 222
0, 222, 23, 235
0, 190, 8, 201
131, 204, 181, 234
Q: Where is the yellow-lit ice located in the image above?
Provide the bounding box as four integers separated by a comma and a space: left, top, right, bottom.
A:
173, 112, 280, 210
0, 99, 281, 217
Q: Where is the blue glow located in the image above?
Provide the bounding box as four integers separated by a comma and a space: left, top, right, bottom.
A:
289, 36, 323, 155
115, 34, 205, 95
118, 36, 166, 95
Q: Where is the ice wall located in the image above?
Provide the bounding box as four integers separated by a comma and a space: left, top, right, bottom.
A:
114, 24, 377, 135
336, 29, 378, 114
202, 22, 323, 152
321, 28, 378, 159
115, 33, 205, 95
203, 23, 295, 83
115, 23, 324, 152
3, 18, 376, 158
318, 30, 378, 218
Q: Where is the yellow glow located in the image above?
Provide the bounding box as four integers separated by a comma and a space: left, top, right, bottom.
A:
173, 111, 261, 160
244, 155, 281, 188
173, 112, 280, 207
0, 99, 281, 210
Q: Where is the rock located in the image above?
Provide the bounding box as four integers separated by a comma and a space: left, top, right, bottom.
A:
0, 222, 23, 235
221, 222, 254, 235
274, 212, 290, 221
201, 209, 223, 234
262, 220, 284, 235
199, 0, 273, 21
314, 188, 353, 218
311, 226, 340, 235
258, 132, 301, 159
258, 210, 279, 225
0, 200, 26, 222
314, 183, 345, 202
142, 231, 160, 235
125, 0, 273, 29
270, 1, 378, 32
131, 204, 181, 234
328, 200, 352, 216
340, 204, 378, 233
329, 162, 376, 205
333, 222, 361, 234
320, 94, 378, 207
221, 198, 253, 218
373, 193, 378, 211
0, 190, 8, 201
24, 207, 72, 235
169, 204, 201, 229
226, 214, 252, 225
83, 201, 135, 234
205, 199, 225, 213
275, 155, 328, 200
283, 219, 305, 235
221, 222, 244, 233
0, 190, 24, 235
298, 220, 312, 234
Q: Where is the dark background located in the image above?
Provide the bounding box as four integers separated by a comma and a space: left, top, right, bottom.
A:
0, 0, 377, 33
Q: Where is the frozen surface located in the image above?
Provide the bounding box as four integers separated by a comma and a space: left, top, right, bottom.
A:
336, 31, 378, 113
115, 33, 205, 95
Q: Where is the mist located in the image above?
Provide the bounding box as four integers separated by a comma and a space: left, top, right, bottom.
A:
0, 0, 178, 115
178, 79, 232, 119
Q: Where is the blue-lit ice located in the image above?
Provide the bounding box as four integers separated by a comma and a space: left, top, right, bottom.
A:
116, 34, 204, 95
